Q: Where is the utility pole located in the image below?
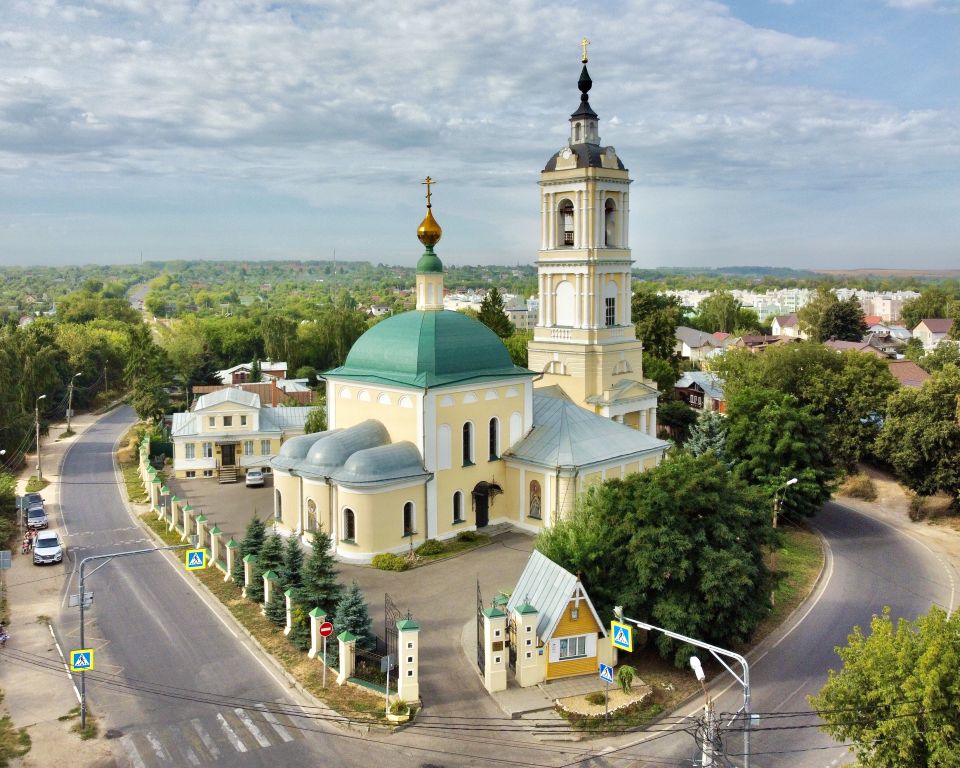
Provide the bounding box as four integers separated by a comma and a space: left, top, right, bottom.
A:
771, 477, 798, 606
67, 372, 81, 434
35, 394, 47, 481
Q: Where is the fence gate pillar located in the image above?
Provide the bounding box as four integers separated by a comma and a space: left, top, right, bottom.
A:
262, 570, 278, 615
396, 619, 421, 704
513, 603, 544, 687
308, 608, 327, 659
242, 555, 256, 598
224, 539, 238, 581
482, 608, 508, 693
336, 632, 357, 685
283, 589, 294, 635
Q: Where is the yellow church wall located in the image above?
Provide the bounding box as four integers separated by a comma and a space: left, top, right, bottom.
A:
273, 470, 301, 533
545, 599, 603, 680
504, 465, 548, 530
336, 484, 428, 556
332, 386, 420, 446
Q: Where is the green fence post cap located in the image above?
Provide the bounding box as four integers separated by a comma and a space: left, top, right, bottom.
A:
226, 539, 239, 548
309, 607, 327, 618
263, 570, 278, 581
160, 485, 170, 494
210, 526, 222, 535
195, 514, 208, 523
242, 554, 256, 563
284, 588, 295, 598
396, 619, 420, 631
337, 630, 358, 643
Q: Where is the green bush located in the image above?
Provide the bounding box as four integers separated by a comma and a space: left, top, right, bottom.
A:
415, 539, 444, 556
389, 699, 409, 715
456, 530, 479, 543
585, 692, 606, 706
841, 473, 877, 501
371, 553, 409, 572
909, 494, 928, 522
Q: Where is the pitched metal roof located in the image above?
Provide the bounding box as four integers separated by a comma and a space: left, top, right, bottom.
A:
915, 318, 954, 334
505, 392, 669, 469
193, 388, 260, 410
675, 326, 721, 349
675, 371, 725, 400
260, 406, 312, 431
506, 550, 605, 642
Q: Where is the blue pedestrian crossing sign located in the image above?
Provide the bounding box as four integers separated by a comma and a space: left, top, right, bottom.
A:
598, 663, 614, 684
185, 549, 206, 570
611, 621, 633, 652
70, 649, 94, 672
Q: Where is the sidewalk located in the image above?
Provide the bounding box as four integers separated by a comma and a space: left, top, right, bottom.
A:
0, 411, 118, 767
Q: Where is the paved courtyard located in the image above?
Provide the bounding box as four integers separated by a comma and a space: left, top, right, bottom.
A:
165, 474, 275, 541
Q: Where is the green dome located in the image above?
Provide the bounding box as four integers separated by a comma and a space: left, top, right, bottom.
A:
416, 248, 443, 274
326, 310, 530, 388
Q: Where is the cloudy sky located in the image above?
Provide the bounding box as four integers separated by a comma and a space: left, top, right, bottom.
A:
1, 0, 958, 270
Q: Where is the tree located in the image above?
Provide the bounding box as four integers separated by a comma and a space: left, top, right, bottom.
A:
537, 452, 772, 666
304, 406, 327, 434
632, 284, 683, 360
642, 355, 678, 393
819, 296, 868, 342
901, 287, 953, 331
332, 581, 376, 650
234, 515, 267, 587
811, 606, 960, 768
875, 364, 960, 498
725, 386, 836, 516
249, 357, 262, 383
685, 410, 727, 462
261, 314, 298, 363
297, 530, 342, 618
919, 342, 960, 373
280, 534, 304, 591
656, 398, 698, 443
477, 287, 514, 338
258, 532, 285, 575
694, 291, 740, 334
504, 331, 532, 368
265, 582, 288, 626
798, 286, 839, 342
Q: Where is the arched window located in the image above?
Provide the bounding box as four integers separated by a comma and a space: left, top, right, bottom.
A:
605, 198, 617, 247
558, 199, 575, 246
574, 123, 581, 143
274, 489, 282, 521
488, 417, 500, 461
555, 280, 575, 326
462, 422, 474, 466
453, 491, 464, 523
604, 280, 618, 327
306, 498, 318, 531
403, 501, 415, 538
343, 508, 356, 541
529, 480, 542, 519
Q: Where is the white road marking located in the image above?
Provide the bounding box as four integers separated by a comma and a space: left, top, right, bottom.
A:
144, 730, 172, 763
118, 735, 148, 768
256, 704, 295, 742
191, 718, 221, 760
235, 707, 272, 748
217, 712, 248, 753
47, 623, 82, 705
168, 725, 201, 766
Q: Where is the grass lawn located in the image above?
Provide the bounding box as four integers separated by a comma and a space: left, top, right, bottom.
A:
754, 524, 825, 643
24, 476, 49, 493
415, 534, 491, 565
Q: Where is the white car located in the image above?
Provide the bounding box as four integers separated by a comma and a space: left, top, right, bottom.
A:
245, 469, 265, 487
33, 530, 64, 565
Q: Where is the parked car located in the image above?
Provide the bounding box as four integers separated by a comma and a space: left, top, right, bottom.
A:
20, 492, 43, 509
33, 530, 64, 565
26, 505, 48, 530
245, 469, 264, 488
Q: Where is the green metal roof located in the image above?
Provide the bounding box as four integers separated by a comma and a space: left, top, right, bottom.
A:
326, 309, 531, 388
416, 247, 443, 274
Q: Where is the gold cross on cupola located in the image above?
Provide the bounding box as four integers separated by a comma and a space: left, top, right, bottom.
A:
580, 37, 590, 63
421, 175, 436, 208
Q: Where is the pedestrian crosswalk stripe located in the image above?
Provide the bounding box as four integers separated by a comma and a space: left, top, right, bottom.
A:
216, 712, 248, 753
118, 735, 147, 768
144, 731, 171, 763
190, 719, 220, 761
235, 708, 272, 748
168, 725, 201, 767
256, 705, 294, 743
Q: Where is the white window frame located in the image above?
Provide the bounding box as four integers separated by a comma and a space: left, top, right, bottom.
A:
240, 415, 248, 426
202, 442, 213, 458
208, 416, 215, 428
243, 440, 254, 456
259, 439, 271, 456
185, 443, 196, 459
223, 415, 233, 427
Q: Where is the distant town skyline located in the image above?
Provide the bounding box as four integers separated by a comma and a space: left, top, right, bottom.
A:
1, 0, 958, 270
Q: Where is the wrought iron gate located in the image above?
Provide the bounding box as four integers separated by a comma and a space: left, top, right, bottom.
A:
476, 580, 485, 672
384, 592, 403, 659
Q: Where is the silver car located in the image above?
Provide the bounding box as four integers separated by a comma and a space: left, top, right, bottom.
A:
245, 469, 265, 487
33, 530, 64, 565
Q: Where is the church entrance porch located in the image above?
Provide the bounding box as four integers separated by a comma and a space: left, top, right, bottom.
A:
471, 481, 502, 529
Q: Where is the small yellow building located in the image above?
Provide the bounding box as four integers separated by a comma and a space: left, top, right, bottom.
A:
506, 550, 614, 685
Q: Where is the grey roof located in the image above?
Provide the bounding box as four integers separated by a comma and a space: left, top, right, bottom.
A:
584, 378, 660, 406
171, 412, 198, 437
260, 406, 312, 431
271, 419, 429, 487
505, 392, 669, 469
194, 388, 260, 410
675, 371, 725, 400
543, 143, 625, 172
506, 550, 605, 642
675, 326, 721, 349
915, 318, 954, 334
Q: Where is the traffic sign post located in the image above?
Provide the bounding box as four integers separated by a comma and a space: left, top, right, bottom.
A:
599, 662, 614, 719
185, 549, 206, 570
611, 620, 633, 652
70, 649, 94, 673
319, 621, 334, 688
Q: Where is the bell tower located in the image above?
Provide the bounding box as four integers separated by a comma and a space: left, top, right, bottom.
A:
527, 43, 659, 435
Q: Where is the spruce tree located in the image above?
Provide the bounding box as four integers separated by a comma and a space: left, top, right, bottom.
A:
686, 410, 728, 462
289, 607, 312, 651
332, 581, 375, 650
265, 583, 288, 627
477, 287, 515, 338
280, 535, 304, 591
234, 514, 266, 587
296, 530, 341, 618
258, 533, 285, 576
245, 560, 265, 603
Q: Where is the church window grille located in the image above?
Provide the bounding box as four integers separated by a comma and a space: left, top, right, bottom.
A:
605, 297, 616, 327
403, 502, 415, 538
462, 422, 474, 466
343, 508, 356, 541
558, 200, 575, 247
488, 418, 500, 461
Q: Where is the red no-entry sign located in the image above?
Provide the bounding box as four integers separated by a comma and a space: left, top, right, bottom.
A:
319, 621, 334, 637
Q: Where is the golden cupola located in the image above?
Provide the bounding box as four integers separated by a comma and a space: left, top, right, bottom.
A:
415, 176, 445, 310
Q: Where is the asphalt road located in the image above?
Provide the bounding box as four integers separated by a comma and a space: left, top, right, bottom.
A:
615, 500, 955, 767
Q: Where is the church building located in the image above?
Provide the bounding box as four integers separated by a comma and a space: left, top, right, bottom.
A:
270, 53, 668, 562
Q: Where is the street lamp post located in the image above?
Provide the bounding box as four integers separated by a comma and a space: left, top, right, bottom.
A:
771, 477, 798, 606
35, 394, 47, 481
76, 542, 195, 731
690, 656, 717, 767
66, 372, 81, 434
614, 608, 752, 768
